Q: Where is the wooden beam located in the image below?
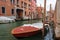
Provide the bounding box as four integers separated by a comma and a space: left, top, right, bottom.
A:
43, 0, 46, 26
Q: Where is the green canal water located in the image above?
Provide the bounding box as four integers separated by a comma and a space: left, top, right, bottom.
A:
0, 20, 43, 40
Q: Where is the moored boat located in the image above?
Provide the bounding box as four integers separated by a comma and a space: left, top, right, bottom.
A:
11, 23, 43, 37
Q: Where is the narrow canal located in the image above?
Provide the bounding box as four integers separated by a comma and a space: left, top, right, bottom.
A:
0, 20, 55, 40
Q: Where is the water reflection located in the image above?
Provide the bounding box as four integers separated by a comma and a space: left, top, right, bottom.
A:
44, 27, 53, 40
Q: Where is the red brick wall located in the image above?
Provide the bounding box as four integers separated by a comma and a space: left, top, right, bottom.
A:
30, 0, 36, 12
0, 0, 15, 16
36, 7, 43, 18
0, 0, 33, 18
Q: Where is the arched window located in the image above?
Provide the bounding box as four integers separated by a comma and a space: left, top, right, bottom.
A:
11, 9, 14, 15
2, 7, 5, 14
17, 0, 19, 4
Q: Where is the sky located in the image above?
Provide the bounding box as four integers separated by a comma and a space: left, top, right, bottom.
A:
36, 0, 56, 11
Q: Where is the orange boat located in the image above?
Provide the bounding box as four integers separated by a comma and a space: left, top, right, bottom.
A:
11, 24, 43, 37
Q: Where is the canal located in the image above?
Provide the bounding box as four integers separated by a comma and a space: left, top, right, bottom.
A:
0, 20, 55, 40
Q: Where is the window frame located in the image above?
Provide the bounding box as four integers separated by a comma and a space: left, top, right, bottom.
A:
11, 9, 14, 15
2, 6, 5, 14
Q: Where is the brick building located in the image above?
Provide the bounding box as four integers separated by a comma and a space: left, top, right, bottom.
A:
36, 6, 43, 19
47, 10, 55, 22
30, 0, 37, 19
0, 0, 36, 20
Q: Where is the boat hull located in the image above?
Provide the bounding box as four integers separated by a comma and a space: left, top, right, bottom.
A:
11, 26, 43, 37
12, 30, 40, 37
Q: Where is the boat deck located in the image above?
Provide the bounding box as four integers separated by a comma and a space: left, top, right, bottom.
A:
12, 26, 40, 34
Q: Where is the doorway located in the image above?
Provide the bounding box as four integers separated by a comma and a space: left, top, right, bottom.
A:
16, 9, 23, 20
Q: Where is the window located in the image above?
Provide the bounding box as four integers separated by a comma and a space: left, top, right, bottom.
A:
29, 12, 31, 16
2, 7, 5, 13
29, 5, 30, 10
58, 23, 60, 25
10, 0, 12, 2
17, 0, 19, 4
25, 11, 26, 15
10, 0, 15, 4
21, 2, 23, 8
24, 3, 27, 9
11, 9, 14, 15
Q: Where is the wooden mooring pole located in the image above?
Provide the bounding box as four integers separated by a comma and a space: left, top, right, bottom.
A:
42, 0, 46, 36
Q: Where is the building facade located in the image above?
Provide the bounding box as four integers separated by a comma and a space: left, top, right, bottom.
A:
36, 6, 43, 19
30, 0, 37, 19
0, 0, 36, 20
0, 0, 15, 17
55, 0, 60, 38
47, 10, 55, 22
54, 0, 60, 27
